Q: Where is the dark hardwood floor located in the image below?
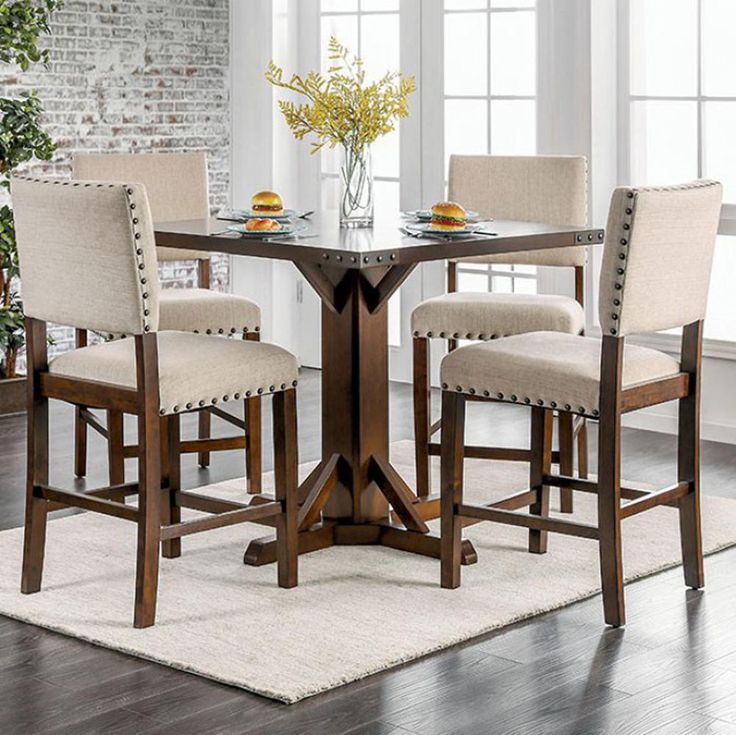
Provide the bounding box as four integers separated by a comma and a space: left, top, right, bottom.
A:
1, 367, 736, 734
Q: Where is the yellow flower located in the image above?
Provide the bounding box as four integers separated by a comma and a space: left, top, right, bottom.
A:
265, 37, 416, 155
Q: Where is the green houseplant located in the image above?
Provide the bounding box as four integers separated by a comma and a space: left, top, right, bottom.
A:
0, 0, 61, 412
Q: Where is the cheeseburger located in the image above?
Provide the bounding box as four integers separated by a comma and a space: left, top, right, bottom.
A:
431, 201, 467, 231
245, 218, 281, 233
251, 190, 284, 216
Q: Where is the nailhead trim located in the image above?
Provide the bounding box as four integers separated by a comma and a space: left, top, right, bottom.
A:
441, 383, 599, 417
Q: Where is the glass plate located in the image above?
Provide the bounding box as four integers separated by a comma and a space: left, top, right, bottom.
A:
226, 222, 306, 237
230, 208, 301, 222
405, 222, 485, 237
403, 209, 481, 222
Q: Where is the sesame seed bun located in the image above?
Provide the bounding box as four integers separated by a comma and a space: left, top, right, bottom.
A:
251, 191, 284, 216
245, 218, 281, 232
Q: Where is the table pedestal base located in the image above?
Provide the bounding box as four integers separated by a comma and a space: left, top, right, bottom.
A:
243, 454, 479, 567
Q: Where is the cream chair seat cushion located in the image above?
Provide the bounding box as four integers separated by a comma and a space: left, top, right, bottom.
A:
440, 331, 680, 417
49, 332, 297, 416
411, 293, 584, 340
159, 289, 261, 335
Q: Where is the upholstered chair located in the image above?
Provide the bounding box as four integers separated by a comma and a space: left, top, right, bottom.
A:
72, 152, 263, 491
412, 155, 588, 512
12, 176, 298, 628
438, 180, 722, 627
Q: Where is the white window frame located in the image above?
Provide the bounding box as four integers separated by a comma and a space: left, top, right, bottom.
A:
443, 1, 540, 297
617, 0, 736, 360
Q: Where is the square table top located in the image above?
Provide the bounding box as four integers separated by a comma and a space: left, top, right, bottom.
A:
154, 211, 604, 270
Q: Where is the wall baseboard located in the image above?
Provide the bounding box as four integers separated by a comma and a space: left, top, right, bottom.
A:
623, 412, 736, 446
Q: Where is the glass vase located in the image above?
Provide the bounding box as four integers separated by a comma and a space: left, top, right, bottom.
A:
339, 144, 374, 228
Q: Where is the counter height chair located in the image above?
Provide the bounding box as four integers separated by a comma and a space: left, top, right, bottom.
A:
412, 156, 589, 512
13, 176, 298, 628
72, 152, 263, 492
439, 180, 722, 626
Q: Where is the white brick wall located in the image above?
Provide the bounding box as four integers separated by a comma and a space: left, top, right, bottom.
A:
0, 0, 231, 362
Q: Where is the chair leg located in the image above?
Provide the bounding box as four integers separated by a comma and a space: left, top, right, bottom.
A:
245, 396, 262, 494
162, 415, 182, 559
134, 337, 162, 629
413, 337, 431, 497
597, 337, 625, 627
678, 322, 704, 589
197, 409, 211, 468
73, 329, 88, 478
577, 418, 589, 479
273, 389, 298, 588
21, 361, 50, 595
529, 408, 553, 554
558, 412, 574, 513
74, 407, 88, 478
107, 411, 125, 486
441, 390, 466, 589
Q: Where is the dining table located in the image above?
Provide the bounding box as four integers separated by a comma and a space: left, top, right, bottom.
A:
155, 211, 604, 568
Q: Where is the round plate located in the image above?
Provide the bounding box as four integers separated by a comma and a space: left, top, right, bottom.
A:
404, 209, 481, 222
227, 222, 306, 237
405, 222, 484, 237
232, 208, 301, 222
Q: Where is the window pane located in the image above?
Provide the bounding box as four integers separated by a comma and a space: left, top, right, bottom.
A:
704, 102, 736, 203
445, 99, 488, 171
321, 15, 359, 73
445, 0, 486, 9
444, 13, 488, 96
491, 275, 513, 293
372, 128, 400, 178
361, 0, 399, 10
630, 101, 698, 186
321, 176, 341, 210
629, 0, 697, 97
490, 11, 535, 96
705, 236, 736, 341
514, 277, 537, 294
490, 100, 535, 154
458, 271, 489, 291
491, 0, 534, 6
702, 0, 736, 96
322, 0, 358, 11
360, 13, 400, 83
374, 179, 400, 214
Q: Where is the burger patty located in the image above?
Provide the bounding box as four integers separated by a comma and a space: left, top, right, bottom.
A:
253, 204, 282, 212
431, 215, 466, 227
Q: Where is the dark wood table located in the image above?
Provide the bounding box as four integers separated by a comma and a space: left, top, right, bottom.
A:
155, 212, 604, 566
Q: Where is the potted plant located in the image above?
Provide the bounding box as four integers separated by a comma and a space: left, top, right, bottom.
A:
266, 37, 415, 228
0, 0, 62, 415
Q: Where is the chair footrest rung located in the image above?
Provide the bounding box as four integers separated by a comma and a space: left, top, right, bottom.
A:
35, 485, 138, 521
161, 501, 281, 540
179, 436, 247, 454
457, 503, 599, 540
429, 443, 561, 464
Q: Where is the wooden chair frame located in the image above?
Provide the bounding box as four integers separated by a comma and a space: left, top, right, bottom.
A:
440, 321, 704, 627
73, 260, 264, 494
23, 317, 297, 628
413, 261, 588, 510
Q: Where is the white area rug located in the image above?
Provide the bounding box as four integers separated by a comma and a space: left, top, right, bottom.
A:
1, 440, 735, 704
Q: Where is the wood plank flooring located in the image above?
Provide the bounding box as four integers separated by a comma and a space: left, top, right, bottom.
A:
1, 368, 736, 734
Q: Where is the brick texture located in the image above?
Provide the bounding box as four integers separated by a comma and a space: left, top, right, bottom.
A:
0, 0, 231, 363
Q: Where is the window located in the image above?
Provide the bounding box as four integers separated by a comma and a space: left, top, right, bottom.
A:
626, 0, 736, 341
443, 0, 538, 294
319, 0, 401, 214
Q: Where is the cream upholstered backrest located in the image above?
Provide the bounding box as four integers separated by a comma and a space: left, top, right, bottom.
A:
72, 152, 209, 221
72, 152, 211, 262
11, 177, 160, 335
448, 155, 588, 267
599, 181, 722, 338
